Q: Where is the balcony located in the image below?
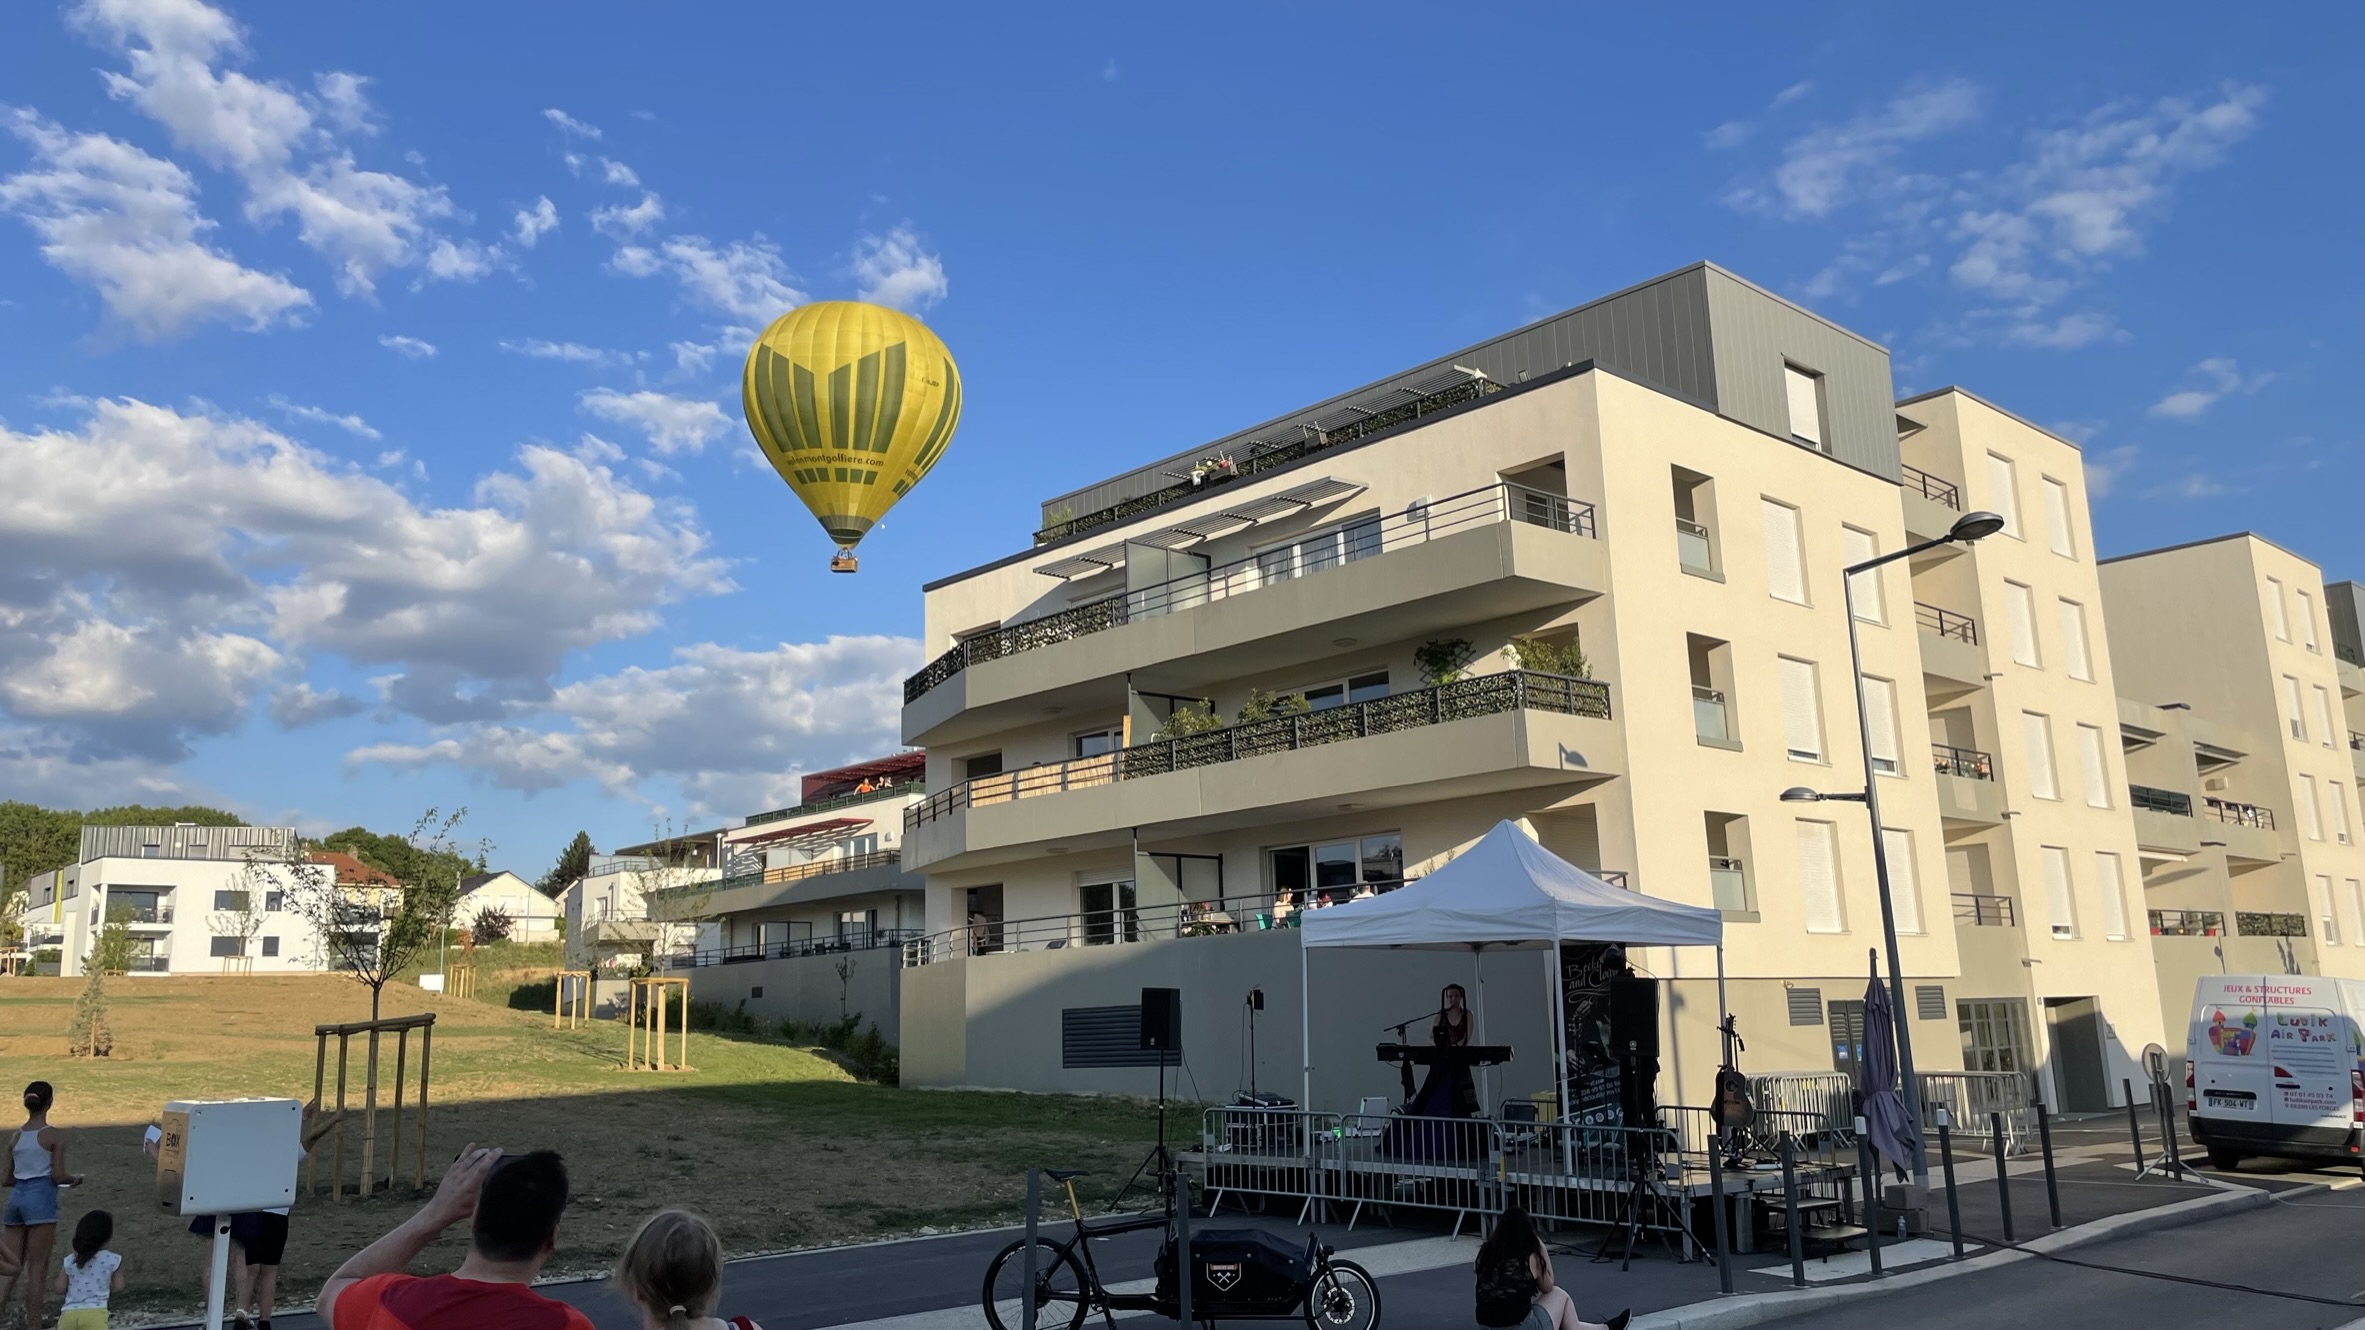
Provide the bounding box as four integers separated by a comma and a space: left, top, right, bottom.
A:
1914, 602, 1985, 693
904, 670, 1620, 873
2204, 798, 2275, 830
2130, 784, 2193, 815
742, 783, 922, 827
2148, 909, 2225, 938
1691, 686, 1732, 745
122, 955, 171, 973
115, 906, 175, 927
1676, 519, 1714, 576
1953, 893, 2016, 927
1708, 857, 1748, 913
2202, 797, 2284, 865
679, 928, 923, 968
2129, 784, 2202, 856
2236, 912, 2306, 938
904, 482, 1605, 746
1934, 743, 2003, 825
1900, 464, 1964, 543
701, 850, 915, 917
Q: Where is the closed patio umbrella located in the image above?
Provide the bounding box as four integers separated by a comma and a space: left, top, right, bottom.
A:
1861, 970, 1916, 1179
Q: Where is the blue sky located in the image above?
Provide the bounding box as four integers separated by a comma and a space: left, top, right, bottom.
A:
1, 0, 2357, 874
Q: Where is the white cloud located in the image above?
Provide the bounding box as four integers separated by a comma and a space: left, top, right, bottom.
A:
590, 191, 664, 239
268, 680, 361, 728
2082, 443, 2139, 497
348, 635, 920, 814
636, 235, 804, 322
421, 237, 499, 282
1703, 80, 1815, 151
0, 397, 731, 753
73, 0, 471, 296
670, 339, 718, 374
1731, 79, 1980, 217
378, 332, 434, 357
266, 393, 378, 439
1102, 58, 1119, 83
2003, 311, 2120, 349
542, 107, 601, 140
2142, 471, 2230, 500
600, 158, 638, 188
579, 388, 730, 455
2148, 356, 2264, 418
851, 225, 947, 312
608, 244, 660, 277
0, 110, 312, 339
500, 337, 630, 366
511, 195, 557, 247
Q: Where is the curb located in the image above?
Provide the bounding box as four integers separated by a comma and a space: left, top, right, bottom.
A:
1632, 1183, 2280, 1330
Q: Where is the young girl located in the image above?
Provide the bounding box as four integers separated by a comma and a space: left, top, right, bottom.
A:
51, 1210, 122, 1330
2, 1080, 83, 1330
613, 1210, 763, 1330
1472, 1203, 1625, 1330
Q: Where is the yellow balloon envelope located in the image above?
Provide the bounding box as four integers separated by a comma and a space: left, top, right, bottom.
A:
740, 301, 963, 571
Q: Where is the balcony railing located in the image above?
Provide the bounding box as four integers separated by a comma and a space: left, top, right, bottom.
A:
2337, 642, 2363, 666
2236, 912, 2305, 937
908, 482, 1597, 704
707, 849, 902, 898
1708, 857, 1747, 912
1901, 464, 1961, 509
908, 670, 1613, 830
2149, 909, 2225, 937
114, 906, 174, 925
1035, 376, 1507, 545
1952, 893, 2016, 927
742, 784, 923, 827
2128, 784, 2194, 816
1675, 518, 1713, 574
1933, 742, 1995, 781
1691, 685, 1730, 742
676, 928, 923, 968
2350, 730, 2364, 752
2205, 798, 2276, 830
122, 955, 171, 973
1914, 602, 1978, 644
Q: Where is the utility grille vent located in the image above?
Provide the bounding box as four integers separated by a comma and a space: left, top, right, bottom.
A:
1786, 988, 1824, 1026
1916, 986, 1948, 1022
1061, 1006, 1179, 1069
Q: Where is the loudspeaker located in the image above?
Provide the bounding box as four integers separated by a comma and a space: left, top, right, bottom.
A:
1140, 987, 1183, 1051
1608, 977, 1659, 1061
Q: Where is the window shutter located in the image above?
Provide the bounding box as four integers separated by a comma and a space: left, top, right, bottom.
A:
1785, 366, 1823, 445
2006, 582, 2041, 667
2042, 478, 2074, 556
1864, 677, 1901, 772
2333, 782, 2353, 845
2300, 775, 2322, 840
2312, 687, 2336, 749
2077, 724, 2111, 809
2096, 852, 2128, 941
2022, 712, 2059, 800
1787, 988, 1825, 1025
2313, 875, 2337, 945
1780, 658, 1823, 760
2298, 590, 2319, 648
1763, 499, 1806, 604
1986, 454, 2020, 537
2281, 676, 2306, 740
1881, 827, 1923, 934
1795, 820, 1844, 934
2042, 847, 2075, 939
1842, 526, 1882, 621
2058, 601, 2092, 681
2266, 578, 2289, 640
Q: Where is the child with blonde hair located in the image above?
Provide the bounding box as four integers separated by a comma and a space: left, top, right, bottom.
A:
612, 1210, 761, 1330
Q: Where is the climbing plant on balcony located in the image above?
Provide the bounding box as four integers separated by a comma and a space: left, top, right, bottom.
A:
1235, 687, 1312, 724
1414, 638, 1477, 686
1505, 634, 1591, 679
1153, 700, 1224, 740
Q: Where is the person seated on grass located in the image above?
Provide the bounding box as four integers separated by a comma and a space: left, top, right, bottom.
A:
613, 1209, 764, 1330
319, 1146, 592, 1330
1473, 1202, 1626, 1330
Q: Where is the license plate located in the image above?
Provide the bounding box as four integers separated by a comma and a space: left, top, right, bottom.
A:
2203, 1090, 2255, 1109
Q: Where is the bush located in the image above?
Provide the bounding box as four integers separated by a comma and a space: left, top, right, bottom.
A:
687, 998, 760, 1036
1235, 687, 1310, 724
1153, 700, 1222, 740
780, 1011, 897, 1083
1505, 634, 1590, 679
508, 978, 556, 1012
470, 905, 514, 946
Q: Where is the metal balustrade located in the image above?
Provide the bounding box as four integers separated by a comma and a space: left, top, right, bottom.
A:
2236, 912, 2306, 937
2204, 797, 2275, 829
1914, 602, 1978, 644
711, 849, 901, 894
2128, 784, 2194, 816
2148, 909, 2224, 937
1691, 685, 1730, 742
1675, 518, 1714, 573
742, 784, 922, 827
116, 906, 174, 925
1901, 464, 1961, 509
1933, 742, 1995, 780
907, 482, 1597, 703
1952, 893, 2016, 927
901, 889, 1407, 966
2350, 730, 2364, 752
676, 929, 922, 969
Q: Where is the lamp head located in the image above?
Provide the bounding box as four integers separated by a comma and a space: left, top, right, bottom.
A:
1948, 511, 2009, 543
1780, 786, 1824, 803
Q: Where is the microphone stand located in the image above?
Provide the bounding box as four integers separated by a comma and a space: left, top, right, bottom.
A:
1382, 1008, 1443, 1105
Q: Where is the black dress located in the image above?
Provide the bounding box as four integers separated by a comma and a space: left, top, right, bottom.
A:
1474, 1250, 1540, 1327
1381, 1012, 1486, 1160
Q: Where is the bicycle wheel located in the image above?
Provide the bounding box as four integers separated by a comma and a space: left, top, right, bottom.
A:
982, 1237, 1090, 1330
1305, 1258, 1381, 1330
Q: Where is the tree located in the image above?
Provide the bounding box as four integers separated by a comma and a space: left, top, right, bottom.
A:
1, 801, 241, 899
65, 965, 111, 1057
469, 905, 514, 946
288, 808, 473, 1020
1, 890, 22, 974
536, 831, 594, 898
637, 822, 716, 974
316, 825, 477, 893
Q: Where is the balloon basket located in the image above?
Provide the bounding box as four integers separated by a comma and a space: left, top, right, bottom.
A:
830, 549, 859, 573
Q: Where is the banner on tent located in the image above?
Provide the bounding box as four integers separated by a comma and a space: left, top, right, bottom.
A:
1560, 942, 1628, 1133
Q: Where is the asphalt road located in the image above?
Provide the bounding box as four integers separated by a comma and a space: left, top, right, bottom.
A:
1748, 1180, 2365, 1330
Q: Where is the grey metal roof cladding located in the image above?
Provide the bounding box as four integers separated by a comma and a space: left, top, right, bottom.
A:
1037, 261, 1901, 527
79, 823, 295, 864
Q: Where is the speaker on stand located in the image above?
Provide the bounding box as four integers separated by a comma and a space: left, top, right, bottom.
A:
1116, 988, 1183, 1211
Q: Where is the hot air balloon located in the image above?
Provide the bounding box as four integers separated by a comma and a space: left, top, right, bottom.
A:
741, 301, 963, 572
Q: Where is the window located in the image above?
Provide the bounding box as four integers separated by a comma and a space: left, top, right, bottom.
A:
1269, 832, 1402, 906
2300, 774, 2323, 841
213, 890, 251, 912
2333, 782, 2353, 845
2316, 875, 2339, 945
2023, 712, 2059, 800
1960, 998, 2034, 1075
2298, 588, 2319, 650
1072, 726, 1122, 758
2348, 881, 2365, 953
1842, 526, 1883, 622
2077, 724, 2112, 809
845, 833, 880, 858
1779, 657, 1824, 762
2041, 846, 2076, 940
1986, 454, 2021, 538
1784, 364, 1824, 446
261, 936, 279, 957
837, 909, 878, 944
963, 751, 1004, 780
2095, 852, 2128, 941
1761, 498, 1807, 605
2041, 477, 2075, 557
1864, 676, 1902, 775
1672, 467, 1718, 577
2266, 577, 2289, 640
209, 936, 245, 957
1795, 819, 1844, 933
1300, 671, 1390, 710
759, 921, 789, 952
1689, 635, 1737, 747
1706, 812, 1750, 913
1078, 880, 1139, 945
2280, 676, 2306, 741
1254, 518, 1382, 586
2312, 686, 2336, 749
2058, 600, 2093, 681
263, 890, 283, 912
2005, 581, 2041, 667
1881, 827, 1924, 934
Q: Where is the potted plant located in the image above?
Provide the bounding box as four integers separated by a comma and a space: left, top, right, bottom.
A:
1189, 454, 1239, 487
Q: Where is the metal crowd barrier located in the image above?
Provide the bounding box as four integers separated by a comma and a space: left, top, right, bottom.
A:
1918, 1071, 2035, 1156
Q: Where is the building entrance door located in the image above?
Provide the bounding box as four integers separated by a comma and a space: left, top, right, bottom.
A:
2044, 996, 2111, 1112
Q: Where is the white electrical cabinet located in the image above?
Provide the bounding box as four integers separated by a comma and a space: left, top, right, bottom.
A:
155, 1098, 302, 1216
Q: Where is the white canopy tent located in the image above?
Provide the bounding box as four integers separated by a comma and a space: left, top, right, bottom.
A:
1297, 820, 1726, 1121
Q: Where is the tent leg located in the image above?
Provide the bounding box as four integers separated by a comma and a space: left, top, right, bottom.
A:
1550, 935, 1571, 1175
1472, 945, 1493, 1117
1716, 946, 1732, 1066
1299, 934, 1312, 1114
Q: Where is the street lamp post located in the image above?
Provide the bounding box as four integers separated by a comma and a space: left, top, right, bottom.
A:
1784, 508, 2005, 1195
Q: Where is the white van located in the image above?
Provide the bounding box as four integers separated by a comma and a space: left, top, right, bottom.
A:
2185, 974, 2364, 1168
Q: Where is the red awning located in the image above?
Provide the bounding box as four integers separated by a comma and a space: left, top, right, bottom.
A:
730, 816, 872, 848
801, 751, 926, 801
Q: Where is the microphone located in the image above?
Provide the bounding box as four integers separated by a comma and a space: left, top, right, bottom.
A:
1382, 1008, 1446, 1036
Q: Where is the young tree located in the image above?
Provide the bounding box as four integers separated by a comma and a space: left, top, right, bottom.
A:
469, 905, 514, 947
0, 890, 22, 974
536, 831, 594, 898
68, 909, 134, 1056
287, 808, 473, 1020
638, 822, 716, 974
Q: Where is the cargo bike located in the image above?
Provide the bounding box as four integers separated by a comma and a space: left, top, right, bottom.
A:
982, 1168, 1381, 1329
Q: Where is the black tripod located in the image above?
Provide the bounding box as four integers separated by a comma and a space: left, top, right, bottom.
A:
1113, 1051, 1177, 1212
1591, 1050, 1715, 1271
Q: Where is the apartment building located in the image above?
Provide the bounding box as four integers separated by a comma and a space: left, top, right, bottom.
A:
562, 834, 723, 973
14, 824, 396, 977
2331, 581, 2365, 785
2098, 537, 2365, 1046
885, 260, 2193, 1111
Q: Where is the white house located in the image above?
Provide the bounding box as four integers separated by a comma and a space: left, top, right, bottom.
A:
455, 870, 562, 940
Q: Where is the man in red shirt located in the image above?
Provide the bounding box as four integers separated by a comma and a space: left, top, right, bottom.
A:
319, 1145, 593, 1330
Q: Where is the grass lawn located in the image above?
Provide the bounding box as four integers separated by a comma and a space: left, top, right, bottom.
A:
0, 973, 1168, 1322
